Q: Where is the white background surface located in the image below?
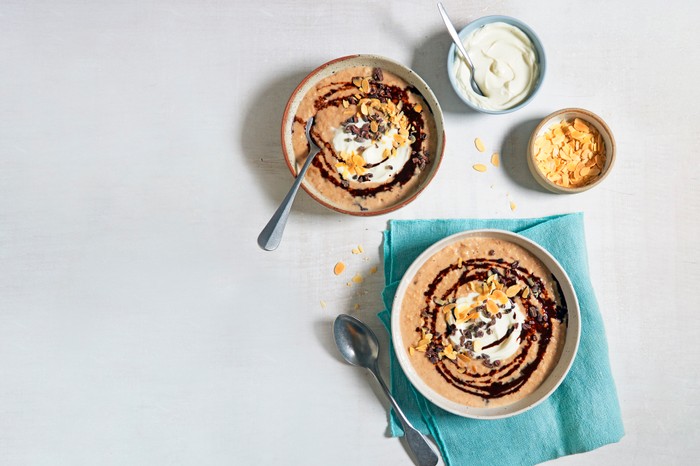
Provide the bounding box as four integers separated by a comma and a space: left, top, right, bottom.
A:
1, 1, 698, 465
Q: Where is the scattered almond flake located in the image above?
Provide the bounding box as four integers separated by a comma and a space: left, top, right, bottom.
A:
491, 152, 500, 167
409, 346, 415, 356
522, 286, 531, 299
342, 99, 349, 109
510, 201, 517, 211
351, 273, 364, 284
414, 104, 423, 113
320, 300, 327, 309
369, 265, 378, 275
473, 163, 487, 172
358, 244, 364, 253
333, 261, 346, 275
474, 137, 486, 152
354, 303, 360, 311
415, 345, 427, 352
352, 77, 362, 88
351, 248, 360, 255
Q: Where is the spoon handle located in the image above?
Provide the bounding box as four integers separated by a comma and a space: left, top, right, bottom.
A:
369, 366, 439, 466
437, 2, 474, 71
257, 147, 319, 251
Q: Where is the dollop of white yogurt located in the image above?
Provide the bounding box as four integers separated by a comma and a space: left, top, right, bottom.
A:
453, 22, 539, 111
331, 119, 411, 183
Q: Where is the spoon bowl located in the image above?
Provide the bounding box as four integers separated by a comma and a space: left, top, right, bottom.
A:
333, 314, 379, 369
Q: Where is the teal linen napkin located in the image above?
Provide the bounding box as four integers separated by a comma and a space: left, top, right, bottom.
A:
377, 213, 624, 466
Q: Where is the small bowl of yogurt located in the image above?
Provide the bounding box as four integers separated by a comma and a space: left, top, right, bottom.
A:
447, 16, 546, 114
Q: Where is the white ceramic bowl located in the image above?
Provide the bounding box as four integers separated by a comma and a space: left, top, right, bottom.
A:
281, 55, 445, 216
528, 108, 616, 194
391, 229, 580, 419
446, 15, 546, 114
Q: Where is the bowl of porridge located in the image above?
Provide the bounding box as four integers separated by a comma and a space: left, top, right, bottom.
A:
281, 55, 445, 215
391, 230, 580, 419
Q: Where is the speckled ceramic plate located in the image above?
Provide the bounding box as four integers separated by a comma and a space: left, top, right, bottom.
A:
391, 229, 581, 419
281, 55, 445, 216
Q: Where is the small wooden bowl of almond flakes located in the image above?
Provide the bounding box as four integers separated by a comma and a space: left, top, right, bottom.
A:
528, 108, 616, 193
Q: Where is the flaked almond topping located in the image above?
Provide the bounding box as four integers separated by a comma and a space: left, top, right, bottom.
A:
486, 300, 499, 315
415, 345, 427, 352
491, 152, 500, 167
369, 265, 378, 275
522, 286, 531, 298
320, 300, 327, 309
342, 99, 349, 109
334, 261, 346, 275
491, 289, 508, 304
352, 273, 364, 284
409, 346, 415, 356
361, 78, 370, 93
474, 137, 486, 152
473, 163, 487, 172
505, 284, 521, 298
354, 303, 360, 310
443, 344, 457, 360
352, 77, 362, 88
509, 201, 517, 211
351, 248, 360, 255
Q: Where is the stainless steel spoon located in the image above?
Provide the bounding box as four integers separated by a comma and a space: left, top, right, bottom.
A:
257, 117, 320, 251
437, 2, 485, 96
333, 314, 440, 466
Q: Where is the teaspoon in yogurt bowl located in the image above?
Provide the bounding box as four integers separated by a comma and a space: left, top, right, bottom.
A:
257, 117, 320, 251
446, 15, 547, 114
437, 2, 485, 97
333, 314, 440, 466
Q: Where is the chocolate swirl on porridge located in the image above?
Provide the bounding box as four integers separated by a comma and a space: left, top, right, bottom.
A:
400, 236, 568, 407
292, 66, 437, 212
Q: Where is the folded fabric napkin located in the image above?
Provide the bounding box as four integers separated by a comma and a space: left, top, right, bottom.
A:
377, 213, 623, 466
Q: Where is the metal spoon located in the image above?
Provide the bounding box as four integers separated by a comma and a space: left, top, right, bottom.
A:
333, 314, 439, 466
257, 117, 320, 251
437, 2, 485, 96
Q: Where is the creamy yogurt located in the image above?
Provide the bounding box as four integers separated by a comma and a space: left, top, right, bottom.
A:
453, 22, 538, 111
331, 119, 411, 184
